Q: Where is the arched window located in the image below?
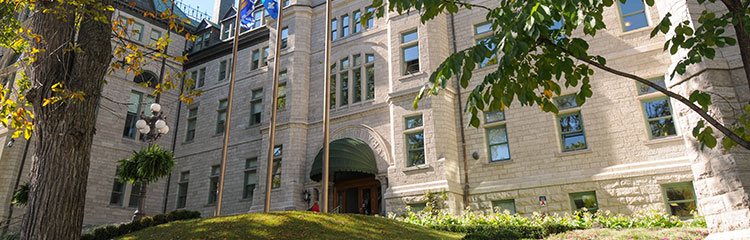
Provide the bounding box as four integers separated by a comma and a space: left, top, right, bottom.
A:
134, 71, 158, 88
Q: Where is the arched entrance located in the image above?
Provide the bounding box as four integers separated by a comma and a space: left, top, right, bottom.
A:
310, 138, 381, 215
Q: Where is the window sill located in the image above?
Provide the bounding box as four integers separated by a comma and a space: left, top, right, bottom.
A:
617, 26, 651, 38
555, 148, 592, 157
483, 159, 513, 166
246, 123, 262, 129
182, 140, 194, 145
398, 72, 427, 81
402, 164, 430, 172
239, 198, 253, 202
204, 203, 216, 207
643, 135, 682, 145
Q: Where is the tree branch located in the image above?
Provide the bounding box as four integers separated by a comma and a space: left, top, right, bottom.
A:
539, 37, 750, 150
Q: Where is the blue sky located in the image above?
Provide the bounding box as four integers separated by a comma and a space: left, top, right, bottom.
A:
177, 0, 218, 17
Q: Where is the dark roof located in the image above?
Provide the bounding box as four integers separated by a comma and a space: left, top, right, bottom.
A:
119, 0, 201, 27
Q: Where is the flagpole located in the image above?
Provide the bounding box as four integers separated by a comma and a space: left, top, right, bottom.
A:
215, 3, 244, 217
264, 0, 284, 213
321, 0, 332, 213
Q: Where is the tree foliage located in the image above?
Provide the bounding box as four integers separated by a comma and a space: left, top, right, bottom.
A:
366, 0, 750, 151
117, 145, 175, 184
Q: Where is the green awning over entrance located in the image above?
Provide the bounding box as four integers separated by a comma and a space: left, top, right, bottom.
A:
310, 138, 378, 182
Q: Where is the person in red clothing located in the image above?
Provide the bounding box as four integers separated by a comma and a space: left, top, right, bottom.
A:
310, 201, 320, 212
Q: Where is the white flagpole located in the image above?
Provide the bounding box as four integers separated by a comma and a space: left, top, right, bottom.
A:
321, 0, 332, 213
264, 0, 284, 213
216, 1, 244, 217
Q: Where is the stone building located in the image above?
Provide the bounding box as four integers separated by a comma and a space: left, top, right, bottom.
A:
1, 0, 750, 238
0, 0, 193, 231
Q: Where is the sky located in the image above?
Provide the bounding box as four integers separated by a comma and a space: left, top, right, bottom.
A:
176, 0, 217, 18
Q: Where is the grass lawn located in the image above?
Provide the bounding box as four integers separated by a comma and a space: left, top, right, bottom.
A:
118, 211, 463, 240
544, 228, 710, 240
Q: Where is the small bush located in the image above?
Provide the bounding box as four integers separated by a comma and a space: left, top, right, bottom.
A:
152, 214, 168, 225
2, 233, 20, 240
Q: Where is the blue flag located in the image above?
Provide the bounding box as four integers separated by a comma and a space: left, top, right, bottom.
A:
239, 0, 255, 28
263, 0, 278, 20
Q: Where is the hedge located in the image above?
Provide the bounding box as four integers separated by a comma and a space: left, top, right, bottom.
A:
80, 210, 200, 240
430, 223, 578, 240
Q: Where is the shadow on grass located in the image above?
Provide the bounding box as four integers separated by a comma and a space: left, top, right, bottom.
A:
119, 211, 462, 240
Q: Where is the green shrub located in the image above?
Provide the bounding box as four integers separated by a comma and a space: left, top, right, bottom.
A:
2, 233, 19, 240
152, 214, 168, 225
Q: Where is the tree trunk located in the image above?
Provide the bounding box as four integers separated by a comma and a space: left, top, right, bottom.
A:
20, 1, 112, 239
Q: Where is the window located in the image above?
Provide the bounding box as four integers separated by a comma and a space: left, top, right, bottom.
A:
475, 22, 496, 68
250, 89, 263, 125
219, 60, 227, 81
244, 158, 258, 199
555, 94, 587, 152
208, 165, 220, 205
133, 22, 145, 41
281, 27, 289, 49
190, 71, 198, 90
401, 30, 419, 75
222, 22, 235, 40
278, 71, 287, 109
253, 11, 263, 29
272, 146, 282, 189
341, 14, 349, 38
353, 66, 362, 103
109, 178, 126, 206
177, 171, 189, 209
331, 18, 338, 41
618, 0, 648, 31
123, 91, 144, 139
340, 72, 349, 106
261, 46, 269, 67
330, 64, 336, 109
251, 49, 260, 70
185, 107, 198, 141
365, 6, 374, 29
353, 10, 362, 34
662, 182, 697, 219
150, 30, 161, 44
408, 203, 426, 212
216, 99, 228, 134
128, 183, 142, 208
405, 115, 425, 167
569, 191, 598, 212
365, 54, 375, 100
134, 71, 159, 88
475, 22, 492, 35
198, 67, 206, 88
485, 111, 510, 162
202, 32, 210, 48
491, 199, 516, 214
638, 77, 677, 139
283, 0, 290, 7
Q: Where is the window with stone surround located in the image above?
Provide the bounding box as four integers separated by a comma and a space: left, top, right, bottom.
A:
261, 46, 269, 67
123, 91, 153, 139
366, 6, 374, 29
569, 191, 598, 213
491, 199, 516, 214
404, 115, 425, 167
341, 14, 349, 38
618, 0, 649, 31
331, 18, 338, 41
401, 30, 420, 75
278, 70, 287, 109
661, 182, 697, 219
331, 54, 375, 108
484, 111, 510, 162
554, 94, 587, 152
189, 71, 198, 90
185, 106, 198, 142
219, 59, 232, 81
216, 99, 228, 134
207, 165, 220, 205
353, 10, 362, 34
272, 146, 283, 189
281, 27, 289, 49
251, 49, 260, 70
250, 89, 263, 125
474, 22, 497, 68
150, 29, 161, 45
408, 202, 426, 212
244, 158, 258, 200
252, 10, 263, 29
221, 21, 235, 40
637, 77, 677, 139
128, 183, 142, 208
109, 178, 126, 206
176, 171, 189, 209
198, 67, 206, 88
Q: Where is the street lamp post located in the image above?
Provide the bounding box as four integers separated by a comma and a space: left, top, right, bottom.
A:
132, 103, 169, 221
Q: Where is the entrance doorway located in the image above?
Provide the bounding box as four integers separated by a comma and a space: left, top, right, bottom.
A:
333, 175, 381, 215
